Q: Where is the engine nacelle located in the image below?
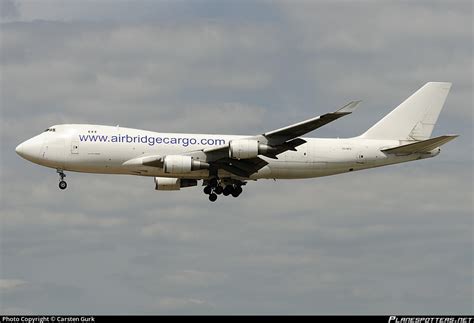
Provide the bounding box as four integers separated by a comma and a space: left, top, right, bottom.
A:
163, 155, 209, 174
154, 177, 198, 191
229, 139, 273, 159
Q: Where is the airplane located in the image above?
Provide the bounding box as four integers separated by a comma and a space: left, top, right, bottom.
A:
15, 82, 458, 202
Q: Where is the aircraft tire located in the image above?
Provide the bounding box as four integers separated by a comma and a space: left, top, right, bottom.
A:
59, 181, 67, 190
232, 185, 242, 197
223, 185, 234, 196
215, 186, 223, 195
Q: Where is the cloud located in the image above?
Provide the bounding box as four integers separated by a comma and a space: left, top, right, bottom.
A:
273, 1, 472, 137
162, 270, 228, 287
0, 0, 20, 20
140, 222, 199, 242
0, 307, 33, 315
153, 297, 215, 311
1, 21, 275, 135
0, 279, 27, 291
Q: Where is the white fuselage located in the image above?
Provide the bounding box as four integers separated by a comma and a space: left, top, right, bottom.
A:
16, 124, 438, 180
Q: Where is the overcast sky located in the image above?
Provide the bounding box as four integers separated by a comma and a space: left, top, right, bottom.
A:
0, 0, 472, 314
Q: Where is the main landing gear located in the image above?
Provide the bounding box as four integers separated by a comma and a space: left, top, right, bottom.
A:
57, 169, 67, 190
203, 178, 244, 202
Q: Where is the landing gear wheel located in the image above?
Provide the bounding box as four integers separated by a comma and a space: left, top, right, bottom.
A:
214, 186, 223, 195
223, 185, 234, 196
208, 193, 218, 202
232, 185, 242, 197
203, 186, 212, 195
59, 180, 67, 190
235, 185, 243, 195
57, 169, 67, 190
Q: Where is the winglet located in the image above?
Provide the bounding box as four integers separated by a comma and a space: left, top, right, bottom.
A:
336, 100, 361, 114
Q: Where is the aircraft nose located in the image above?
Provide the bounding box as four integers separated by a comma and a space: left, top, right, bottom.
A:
15, 138, 41, 162
15, 142, 24, 156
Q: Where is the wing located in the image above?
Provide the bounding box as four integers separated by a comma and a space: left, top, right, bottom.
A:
200, 100, 360, 157
246, 100, 359, 160
188, 101, 360, 177
214, 157, 269, 178
260, 100, 360, 145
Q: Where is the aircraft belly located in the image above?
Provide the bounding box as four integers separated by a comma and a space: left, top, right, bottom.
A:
253, 160, 330, 179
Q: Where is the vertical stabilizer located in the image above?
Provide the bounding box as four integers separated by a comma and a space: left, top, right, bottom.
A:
360, 82, 452, 140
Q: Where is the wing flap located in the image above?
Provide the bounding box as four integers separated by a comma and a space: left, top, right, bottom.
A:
214, 157, 268, 178
382, 135, 458, 154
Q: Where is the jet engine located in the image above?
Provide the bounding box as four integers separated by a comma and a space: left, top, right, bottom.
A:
163, 155, 209, 174
154, 177, 197, 190
229, 139, 274, 159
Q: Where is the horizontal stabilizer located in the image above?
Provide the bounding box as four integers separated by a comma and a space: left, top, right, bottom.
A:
382, 135, 458, 154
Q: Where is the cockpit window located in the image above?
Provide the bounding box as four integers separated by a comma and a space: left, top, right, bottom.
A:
44, 128, 56, 132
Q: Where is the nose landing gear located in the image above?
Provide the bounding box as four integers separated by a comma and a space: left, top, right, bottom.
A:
57, 169, 67, 190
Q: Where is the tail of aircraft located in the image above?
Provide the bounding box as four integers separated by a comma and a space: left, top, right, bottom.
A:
360, 82, 452, 140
